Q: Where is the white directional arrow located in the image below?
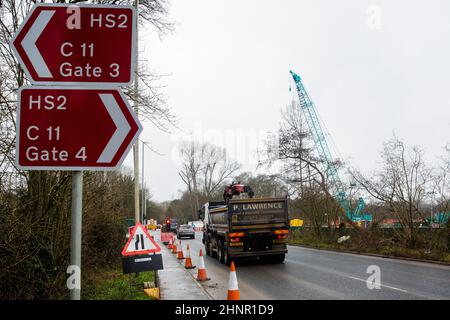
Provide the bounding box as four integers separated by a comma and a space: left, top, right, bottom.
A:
21, 10, 54, 78
97, 93, 131, 163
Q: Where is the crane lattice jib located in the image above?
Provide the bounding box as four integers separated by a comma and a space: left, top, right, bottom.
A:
289, 70, 353, 219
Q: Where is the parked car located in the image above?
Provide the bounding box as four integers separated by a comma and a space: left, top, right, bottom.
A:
177, 224, 195, 239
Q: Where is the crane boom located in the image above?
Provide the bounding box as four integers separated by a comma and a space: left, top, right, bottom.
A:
289, 70, 366, 221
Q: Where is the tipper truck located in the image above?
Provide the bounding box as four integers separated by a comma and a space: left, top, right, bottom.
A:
199, 197, 289, 265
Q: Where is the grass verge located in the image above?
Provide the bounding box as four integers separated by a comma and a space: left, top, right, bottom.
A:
288, 233, 450, 264
82, 263, 156, 300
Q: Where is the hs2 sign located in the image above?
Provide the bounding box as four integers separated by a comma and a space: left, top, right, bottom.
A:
16, 87, 142, 170
10, 3, 136, 85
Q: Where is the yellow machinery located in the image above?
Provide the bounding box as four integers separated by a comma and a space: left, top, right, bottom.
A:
147, 219, 157, 230
290, 219, 304, 227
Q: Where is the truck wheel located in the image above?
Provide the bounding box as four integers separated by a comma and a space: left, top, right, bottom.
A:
223, 246, 231, 266
205, 238, 211, 256
218, 240, 224, 264
211, 240, 218, 258
272, 254, 285, 263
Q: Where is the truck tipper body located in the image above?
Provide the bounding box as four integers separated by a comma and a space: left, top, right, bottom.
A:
200, 197, 289, 265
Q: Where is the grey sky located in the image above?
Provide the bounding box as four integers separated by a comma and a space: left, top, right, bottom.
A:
122, 0, 450, 202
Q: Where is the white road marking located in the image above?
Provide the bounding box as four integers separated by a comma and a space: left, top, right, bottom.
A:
347, 276, 408, 292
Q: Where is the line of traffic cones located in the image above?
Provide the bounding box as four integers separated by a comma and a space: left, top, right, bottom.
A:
162, 235, 239, 300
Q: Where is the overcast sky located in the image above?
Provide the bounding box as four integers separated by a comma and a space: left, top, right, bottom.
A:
122, 0, 450, 202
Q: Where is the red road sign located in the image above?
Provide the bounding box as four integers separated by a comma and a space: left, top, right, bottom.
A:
10, 3, 135, 85
122, 223, 161, 256
16, 86, 142, 170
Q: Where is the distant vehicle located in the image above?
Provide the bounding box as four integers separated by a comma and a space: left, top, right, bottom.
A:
169, 219, 178, 233
188, 220, 204, 231
199, 197, 289, 265
177, 224, 195, 239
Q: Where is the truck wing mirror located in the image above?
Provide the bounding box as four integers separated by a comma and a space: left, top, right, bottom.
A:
198, 210, 203, 220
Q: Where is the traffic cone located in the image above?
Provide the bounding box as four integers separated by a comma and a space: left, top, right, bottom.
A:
172, 243, 177, 254
196, 249, 210, 281
227, 261, 240, 300
168, 237, 173, 249
177, 240, 185, 259
184, 244, 196, 269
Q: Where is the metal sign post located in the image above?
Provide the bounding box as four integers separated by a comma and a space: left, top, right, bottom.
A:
141, 140, 146, 224
133, 0, 140, 225
69, 171, 83, 300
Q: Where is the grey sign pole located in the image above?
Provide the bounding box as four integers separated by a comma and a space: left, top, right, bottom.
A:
70, 171, 83, 300
141, 140, 147, 224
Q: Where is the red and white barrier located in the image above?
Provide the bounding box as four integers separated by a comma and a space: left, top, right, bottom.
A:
160, 232, 173, 243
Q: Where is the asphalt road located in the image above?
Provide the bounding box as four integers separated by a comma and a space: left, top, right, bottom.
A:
163, 231, 450, 300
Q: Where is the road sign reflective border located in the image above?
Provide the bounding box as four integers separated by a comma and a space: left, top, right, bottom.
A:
122, 223, 161, 256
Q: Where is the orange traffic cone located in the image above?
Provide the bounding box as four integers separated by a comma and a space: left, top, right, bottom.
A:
184, 244, 196, 269
196, 249, 210, 281
227, 261, 239, 300
168, 237, 173, 249
177, 240, 185, 259
172, 243, 177, 254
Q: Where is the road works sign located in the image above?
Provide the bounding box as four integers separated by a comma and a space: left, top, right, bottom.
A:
122, 223, 161, 256
10, 3, 136, 85
16, 86, 142, 170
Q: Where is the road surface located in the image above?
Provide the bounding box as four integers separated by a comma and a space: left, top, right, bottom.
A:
158, 231, 450, 300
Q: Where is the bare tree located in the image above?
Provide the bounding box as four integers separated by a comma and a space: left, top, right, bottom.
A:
259, 101, 349, 234
179, 141, 241, 218
432, 144, 450, 221
178, 142, 203, 216
353, 136, 432, 247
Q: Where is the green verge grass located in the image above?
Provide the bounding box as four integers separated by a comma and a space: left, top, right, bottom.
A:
83, 264, 156, 300
288, 229, 450, 264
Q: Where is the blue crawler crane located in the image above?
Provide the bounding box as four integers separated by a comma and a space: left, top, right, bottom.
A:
289, 70, 371, 223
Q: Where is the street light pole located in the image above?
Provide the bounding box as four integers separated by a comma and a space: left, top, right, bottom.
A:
133, 0, 140, 225
141, 140, 146, 224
